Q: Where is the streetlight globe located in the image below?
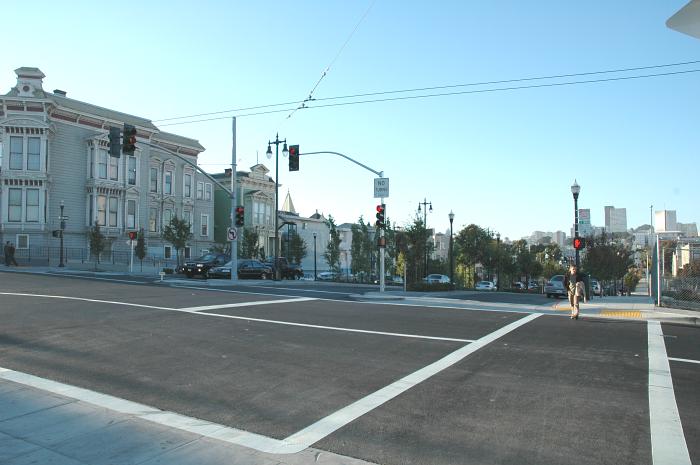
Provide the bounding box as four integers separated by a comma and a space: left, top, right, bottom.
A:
429, 202, 433, 213
417, 204, 421, 213
448, 210, 454, 222
60, 200, 65, 207
282, 143, 289, 158
571, 179, 581, 197
266, 144, 272, 159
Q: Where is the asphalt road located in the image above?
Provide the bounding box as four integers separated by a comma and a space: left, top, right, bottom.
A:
0, 271, 697, 465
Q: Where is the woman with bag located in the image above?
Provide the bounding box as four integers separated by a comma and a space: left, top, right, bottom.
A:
563, 264, 585, 319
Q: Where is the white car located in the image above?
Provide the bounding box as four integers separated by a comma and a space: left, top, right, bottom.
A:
317, 271, 338, 281
423, 274, 451, 284
475, 281, 496, 291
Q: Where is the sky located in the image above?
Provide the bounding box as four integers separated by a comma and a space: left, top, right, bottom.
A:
2, 0, 698, 240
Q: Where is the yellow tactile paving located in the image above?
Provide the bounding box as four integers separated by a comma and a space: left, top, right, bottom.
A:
600, 310, 642, 318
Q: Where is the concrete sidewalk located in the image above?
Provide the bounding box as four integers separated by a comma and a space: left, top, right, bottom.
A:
0, 375, 375, 465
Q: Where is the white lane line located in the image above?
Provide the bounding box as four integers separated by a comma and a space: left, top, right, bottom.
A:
668, 357, 700, 365
0, 292, 174, 311
647, 321, 692, 465
183, 297, 317, 311
0, 292, 469, 342
283, 313, 540, 450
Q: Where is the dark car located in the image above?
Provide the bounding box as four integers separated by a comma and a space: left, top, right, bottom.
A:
181, 253, 230, 278
208, 259, 273, 280
264, 257, 304, 280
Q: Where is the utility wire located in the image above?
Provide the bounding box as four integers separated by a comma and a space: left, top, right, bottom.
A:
157, 68, 700, 126
153, 59, 699, 124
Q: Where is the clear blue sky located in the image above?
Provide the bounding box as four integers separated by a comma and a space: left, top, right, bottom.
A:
3, 0, 698, 240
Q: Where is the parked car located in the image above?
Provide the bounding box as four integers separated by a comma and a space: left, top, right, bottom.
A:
317, 271, 338, 281
528, 280, 539, 290
512, 282, 526, 290
545, 275, 566, 298
590, 279, 602, 296
392, 275, 404, 285
475, 281, 496, 291
209, 259, 274, 280
423, 274, 451, 284
264, 257, 304, 280
181, 253, 230, 278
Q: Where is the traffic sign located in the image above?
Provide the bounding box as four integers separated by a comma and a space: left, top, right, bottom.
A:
227, 227, 237, 241
374, 177, 389, 198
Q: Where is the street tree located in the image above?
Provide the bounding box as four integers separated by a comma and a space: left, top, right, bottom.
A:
239, 228, 259, 259
401, 215, 434, 284
288, 232, 307, 264
512, 239, 543, 284
135, 227, 147, 271
454, 224, 491, 287
350, 217, 373, 281
161, 215, 192, 268
324, 215, 342, 274
87, 221, 106, 270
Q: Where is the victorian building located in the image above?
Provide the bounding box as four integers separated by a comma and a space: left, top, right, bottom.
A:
0, 67, 214, 262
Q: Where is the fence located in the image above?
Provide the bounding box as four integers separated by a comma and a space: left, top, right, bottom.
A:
652, 237, 700, 310
6, 246, 178, 271
659, 275, 700, 311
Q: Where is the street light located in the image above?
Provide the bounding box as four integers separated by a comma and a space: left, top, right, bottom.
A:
59, 200, 66, 267
313, 232, 317, 281
418, 198, 432, 277
448, 211, 455, 285
571, 180, 581, 268
266, 134, 288, 280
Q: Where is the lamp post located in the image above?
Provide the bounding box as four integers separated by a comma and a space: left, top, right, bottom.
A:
496, 232, 501, 290
266, 134, 288, 280
571, 180, 581, 268
448, 211, 455, 284
313, 232, 317, 281
59, 200, 66, 267
418, 198, 432, 277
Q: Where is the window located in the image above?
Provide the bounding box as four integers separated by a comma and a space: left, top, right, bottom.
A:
164, 171, 173, 195
89, 148, 94, 179
200, 213, 209, 236
164, 246, 172, 259
127, 156, 137, 185
26, 189, 39, 222
98, 150, 108, 179
204, 183, 212, 200
183, 210, 192, 232
149, 207, 158, 232
184, 246, 191, 259
196, 181, 203, 200
127, 199, 136, 229
109, 197, 118, 227
163, 209, 172, 228
97, 195, 107, 226
27, 137, 40, 171
8, 189, 22, 222
109, 155, 118, 180
150, 167, 158, 192
184, 174, 192, 197
10, 137, 23, 170
16, 234, 29, 249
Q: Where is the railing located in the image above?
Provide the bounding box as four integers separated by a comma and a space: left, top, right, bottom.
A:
660, 275, 700, 310
7, 247, 178, 271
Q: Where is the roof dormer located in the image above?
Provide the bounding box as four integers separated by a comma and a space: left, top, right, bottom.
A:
14, 67, 46, 98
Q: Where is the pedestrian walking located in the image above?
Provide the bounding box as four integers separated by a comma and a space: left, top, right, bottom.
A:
3, 241, 10, 266
7, 242, 18, 266
563, 264, 585, 319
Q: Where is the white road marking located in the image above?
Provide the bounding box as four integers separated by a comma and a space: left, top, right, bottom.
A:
283, 313, 540, 449
647, 321, 691, 465
668, 357, 700, 365
0, 313, 538, 454
0, 292, 470, 342
183, 297, 317, 311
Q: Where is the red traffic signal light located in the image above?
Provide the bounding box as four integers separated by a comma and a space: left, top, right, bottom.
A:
122, 124, 137, 155
289, 144, 299, 171
235, 206, 245, 227
573, 236, 585, 250
375, 204, 386, 229
128, 231, 138, 241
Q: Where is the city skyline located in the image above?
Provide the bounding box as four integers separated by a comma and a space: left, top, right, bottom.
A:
2, 1, 697, 240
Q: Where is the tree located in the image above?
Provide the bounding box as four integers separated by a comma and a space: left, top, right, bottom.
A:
135, 227, 147, 271
512, 240, 543, 284
288, 232, 307, 264
350, 217, 372, 281
401, 215, 434, 284
454, 224, 491, 287
323, 215, 342, 275
239, 228, 259, 259
161, 215, 192, 267
87, 221, 106, 270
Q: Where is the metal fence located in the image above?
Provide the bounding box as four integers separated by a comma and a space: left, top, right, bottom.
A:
5, 246, 178, 271
659, 275, 700, 310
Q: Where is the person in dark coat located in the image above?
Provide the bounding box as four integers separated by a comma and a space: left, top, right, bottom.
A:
563, 264, 585, 319
3, 241, 10, 266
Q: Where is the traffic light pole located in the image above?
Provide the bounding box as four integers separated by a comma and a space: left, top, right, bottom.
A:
380, 200, 385, 293
230, 117, 238, 282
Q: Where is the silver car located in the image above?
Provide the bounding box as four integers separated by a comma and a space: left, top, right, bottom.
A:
545, 275, 566, 298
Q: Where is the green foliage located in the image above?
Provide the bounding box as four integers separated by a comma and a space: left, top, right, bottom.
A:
582, 233, 632, 281
161, 215, 193, 266
350, 217, 373, 279
239, 228, 259, 259
679, 261, 700, 277
399, 215, 435, 284
323, 215, 342, 273
87, 221, 106, 267
135, 228, 147, 261
288, 232, 308, 264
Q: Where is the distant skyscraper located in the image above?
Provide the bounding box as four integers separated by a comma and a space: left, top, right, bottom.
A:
554, 231, 566, 248
655, 210, 678, 232
677, 222, 698, 237
604, 206, 628, 233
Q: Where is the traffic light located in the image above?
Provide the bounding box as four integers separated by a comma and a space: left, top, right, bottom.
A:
375, 204, 386, 229
108, 127, 121, 158
122, 124, 137, 155
235, 206, 245, 227
573, 236, 585, 250
289, 144, 299, 171
128, 231, 138, 241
